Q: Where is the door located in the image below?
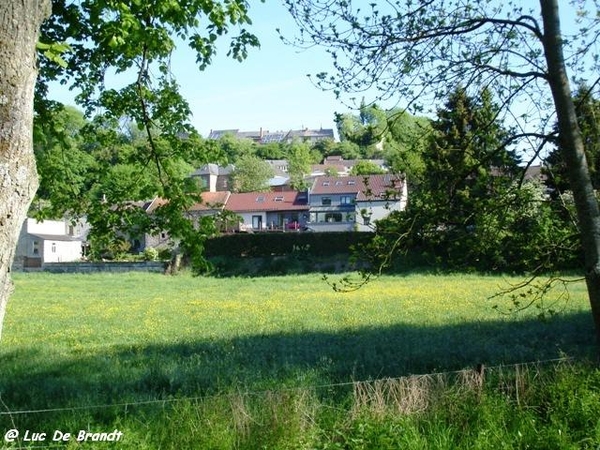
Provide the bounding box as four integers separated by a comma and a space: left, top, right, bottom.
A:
252, 215, 262, 230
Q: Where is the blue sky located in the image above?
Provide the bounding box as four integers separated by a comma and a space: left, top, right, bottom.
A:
175, 2, 346, 135
48, 1, 350, 138
46, 2, 590, 142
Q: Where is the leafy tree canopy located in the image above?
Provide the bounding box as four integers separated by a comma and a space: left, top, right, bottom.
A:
374, 86, 574, 272
34, 0, 262, 269
349, 160, 386, 175
545, 84, 600, 196
286, 140, 314, 190
230, 154, 274, 192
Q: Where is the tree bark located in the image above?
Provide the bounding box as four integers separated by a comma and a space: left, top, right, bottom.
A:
0, 0, 51, 339
540, 0, 600, 348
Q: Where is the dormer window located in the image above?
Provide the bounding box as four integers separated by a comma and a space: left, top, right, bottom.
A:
274, 196, 284, 202
322, 181, 330, 186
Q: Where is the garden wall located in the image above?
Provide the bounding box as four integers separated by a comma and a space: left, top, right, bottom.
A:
37, 261, 166, 273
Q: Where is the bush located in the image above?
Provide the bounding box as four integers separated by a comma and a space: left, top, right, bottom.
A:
204, 232, 373, 258
143, 247, 159, 261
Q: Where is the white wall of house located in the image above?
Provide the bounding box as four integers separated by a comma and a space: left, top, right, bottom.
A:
41, 239, 82, 262
354, 201, 404, 232
14, 219, 85, 268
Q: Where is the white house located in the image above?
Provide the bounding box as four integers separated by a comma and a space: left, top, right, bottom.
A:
13, 218, 86, 269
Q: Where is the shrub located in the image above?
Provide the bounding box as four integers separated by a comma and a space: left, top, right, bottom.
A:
143, 247, 159, 261
204, 232, 373, 258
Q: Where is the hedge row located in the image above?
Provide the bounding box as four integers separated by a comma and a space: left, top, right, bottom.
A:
204, 232, 373, 258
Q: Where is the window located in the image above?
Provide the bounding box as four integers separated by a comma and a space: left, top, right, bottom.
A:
347, 180, 356, 185
325, 212, 342, 222
322, 181, 330, 186
340, 196, 353, 205
274, 196, 284, 202
32, 240, 39, 255
315, 212, 343, 223
256, 195, 265, 202
51, 242, 57, 253
321, 197, 332, 206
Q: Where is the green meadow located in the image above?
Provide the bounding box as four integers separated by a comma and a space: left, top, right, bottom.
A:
0, 271, 599, 449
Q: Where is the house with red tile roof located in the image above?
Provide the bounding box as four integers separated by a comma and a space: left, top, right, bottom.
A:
224, 191, 309, 231
141, 191, 231, 250
307, 174, 407, 231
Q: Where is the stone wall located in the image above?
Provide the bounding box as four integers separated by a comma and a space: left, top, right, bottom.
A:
37, 261, 166, 274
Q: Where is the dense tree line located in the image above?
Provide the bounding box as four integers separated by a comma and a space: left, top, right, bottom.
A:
366, 87, 580, 273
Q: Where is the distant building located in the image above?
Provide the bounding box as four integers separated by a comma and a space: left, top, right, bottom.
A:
190, 164, 235, 192
208, 127, 336, 144
310, 156, 388, 177
13, 218, 88, 269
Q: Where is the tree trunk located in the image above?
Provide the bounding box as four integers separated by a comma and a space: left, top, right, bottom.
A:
0, 0, 51, 340
540, 0, 600, 348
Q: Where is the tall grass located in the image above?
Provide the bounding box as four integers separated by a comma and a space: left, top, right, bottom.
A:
0, 272, 597, 448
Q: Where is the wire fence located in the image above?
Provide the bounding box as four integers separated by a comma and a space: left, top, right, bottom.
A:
0, 356, 575, 418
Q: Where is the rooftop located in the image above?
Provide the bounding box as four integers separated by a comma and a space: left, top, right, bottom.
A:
208, 127, 335, 144
225, 191, 309, 213
310, 174, 405, 201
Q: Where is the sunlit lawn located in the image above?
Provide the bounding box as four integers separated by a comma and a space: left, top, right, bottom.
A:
4, 272, 591, 351
0, 271, 596, 449
2, 271, 594, 397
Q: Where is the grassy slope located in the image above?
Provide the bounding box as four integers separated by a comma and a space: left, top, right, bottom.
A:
0, 272, 597, 448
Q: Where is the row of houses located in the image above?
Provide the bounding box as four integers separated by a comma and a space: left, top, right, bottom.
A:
191, 173, 405, 232
12, 174, 407, 267
207, 127, 335, 145
190, 156, 388, 193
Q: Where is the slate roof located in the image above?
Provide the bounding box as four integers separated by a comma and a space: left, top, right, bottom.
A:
225, 191, 309, 213
208, 128, 335, 144
208, 129, 238, 140
310, 163, 348, 176
29, 233, 82, 242
310, 174, 404, 201
322, 156, 386, 168
523, 164, 545, 181
190, 163, 234, 176
288, 128, 335, 140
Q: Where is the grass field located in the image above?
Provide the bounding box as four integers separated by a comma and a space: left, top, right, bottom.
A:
0, 271, 598, 449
